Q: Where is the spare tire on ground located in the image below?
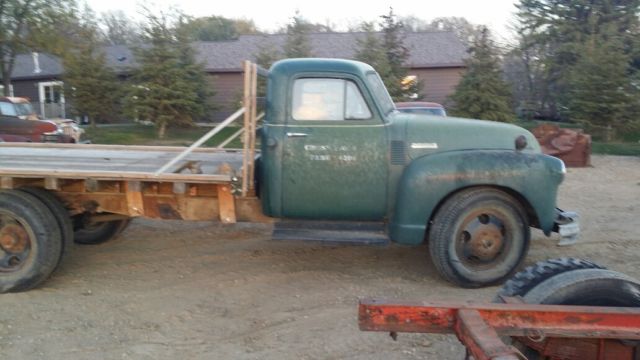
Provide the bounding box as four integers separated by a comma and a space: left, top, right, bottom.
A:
496, 257, 640, 359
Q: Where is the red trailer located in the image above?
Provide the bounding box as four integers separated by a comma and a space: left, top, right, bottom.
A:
359, 258, 640, 360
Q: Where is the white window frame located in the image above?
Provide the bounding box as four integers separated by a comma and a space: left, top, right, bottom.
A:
0, 84, 14, 97
38, 81, 65, 118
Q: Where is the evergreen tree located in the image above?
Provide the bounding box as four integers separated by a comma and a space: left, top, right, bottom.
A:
379, 8, 422, 101
567, 25, 639, 130
379, 8, 409, 100
514, 0, 640, 121
354, 22, 391, 81
255, 42, 282, 69
283, 11, 312, 58
449, 28, 515, 122
354, 10, 422, 101
127, 10, 210, 139
62, 6, 122, 126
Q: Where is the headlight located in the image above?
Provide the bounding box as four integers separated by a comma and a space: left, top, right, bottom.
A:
43, 128, 64, 136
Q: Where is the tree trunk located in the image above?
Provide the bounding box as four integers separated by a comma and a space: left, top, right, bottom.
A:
157, 122, 167, 139
2, 74, 10, 96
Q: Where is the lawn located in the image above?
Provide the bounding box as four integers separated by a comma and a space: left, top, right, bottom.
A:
83, 124, 245, 148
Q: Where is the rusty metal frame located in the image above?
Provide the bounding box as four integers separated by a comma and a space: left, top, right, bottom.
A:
359, 298, 640, 360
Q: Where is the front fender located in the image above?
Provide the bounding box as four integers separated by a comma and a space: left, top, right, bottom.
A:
389, 150, 565, 245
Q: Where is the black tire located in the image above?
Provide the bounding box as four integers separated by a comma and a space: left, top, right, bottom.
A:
495, 257, 605, 301
495, 259, 640, 359
0, 190, 63, 293
520, 267, 640, 306
18, 187, 73, 266
428, 188, 530, 288
74, 217, 130, 245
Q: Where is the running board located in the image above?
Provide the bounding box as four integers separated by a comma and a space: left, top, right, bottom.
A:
272, 221, 389, 246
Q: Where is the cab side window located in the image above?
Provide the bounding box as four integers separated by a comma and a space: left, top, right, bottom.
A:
291, 78, 372, 121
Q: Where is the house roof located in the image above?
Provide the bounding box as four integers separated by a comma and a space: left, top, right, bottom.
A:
104, 31, 467, 74
12, 31, 467, 79
194, 31, 466, 72
9, 53, 64, 80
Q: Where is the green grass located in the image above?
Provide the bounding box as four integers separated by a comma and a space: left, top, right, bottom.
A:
83, 124, 245, 148
592, 141, 640, 156
85, 122, 640, 156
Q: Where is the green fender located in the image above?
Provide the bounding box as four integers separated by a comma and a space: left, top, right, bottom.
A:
388, 150, 565, 245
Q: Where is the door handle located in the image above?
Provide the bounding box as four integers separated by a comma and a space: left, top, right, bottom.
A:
286, 132, 308, 138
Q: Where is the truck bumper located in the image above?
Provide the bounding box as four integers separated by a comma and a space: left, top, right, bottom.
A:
553, 208, 580, 246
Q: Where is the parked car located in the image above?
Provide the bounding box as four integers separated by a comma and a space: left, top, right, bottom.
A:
395, 101, 447, 116
0, 133, 30, 142
0, 97, 83, 143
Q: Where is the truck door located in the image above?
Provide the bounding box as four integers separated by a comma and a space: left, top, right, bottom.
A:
281, 76, 388, 220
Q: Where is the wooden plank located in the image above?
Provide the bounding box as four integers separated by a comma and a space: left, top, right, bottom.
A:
248, 63, 258, 192
1, 177, 13, 189
44, 177, 60, 190
0, 168, 232, 184
241, 60, 252, 197
124, 181, 144, 216
217, 184, 236, 224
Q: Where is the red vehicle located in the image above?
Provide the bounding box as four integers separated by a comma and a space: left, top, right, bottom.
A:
395, 101, 447, 116
0, 97, 78, 143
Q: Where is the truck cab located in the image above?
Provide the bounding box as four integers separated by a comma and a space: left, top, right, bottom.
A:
260, 58, 576, 287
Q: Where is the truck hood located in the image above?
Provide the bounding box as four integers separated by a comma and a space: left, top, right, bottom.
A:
392, 113, 540, 158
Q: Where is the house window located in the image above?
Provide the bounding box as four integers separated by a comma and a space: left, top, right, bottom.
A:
291, 78, 371, 121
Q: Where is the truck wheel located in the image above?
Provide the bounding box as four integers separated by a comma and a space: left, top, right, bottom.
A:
74, 217, 130, 245
0, 190, 63, 293
495, 259, 640, 359
495, 257, 604, 301
428, 188, 529, 288
18, 187, 74, 266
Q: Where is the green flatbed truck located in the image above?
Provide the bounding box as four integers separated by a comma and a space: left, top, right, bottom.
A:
0, 59, 578, 293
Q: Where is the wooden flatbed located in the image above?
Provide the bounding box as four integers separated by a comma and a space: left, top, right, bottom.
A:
0, 61, 265, 224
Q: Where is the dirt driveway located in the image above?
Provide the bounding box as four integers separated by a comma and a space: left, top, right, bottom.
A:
0, 155, 638, 359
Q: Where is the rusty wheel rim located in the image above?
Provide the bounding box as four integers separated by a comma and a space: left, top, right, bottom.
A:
455, 209, 511, 270
0, 213, 32, 272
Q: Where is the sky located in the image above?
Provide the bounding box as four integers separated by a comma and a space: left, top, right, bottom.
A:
85, 0, 519, 41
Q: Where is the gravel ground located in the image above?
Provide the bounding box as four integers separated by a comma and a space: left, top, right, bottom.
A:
0, 155, 638, 359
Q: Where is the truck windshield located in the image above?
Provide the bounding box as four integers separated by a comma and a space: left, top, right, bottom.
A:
366, 72, 395, 115
0, 102, 17, 116
15, 103, 34, 116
